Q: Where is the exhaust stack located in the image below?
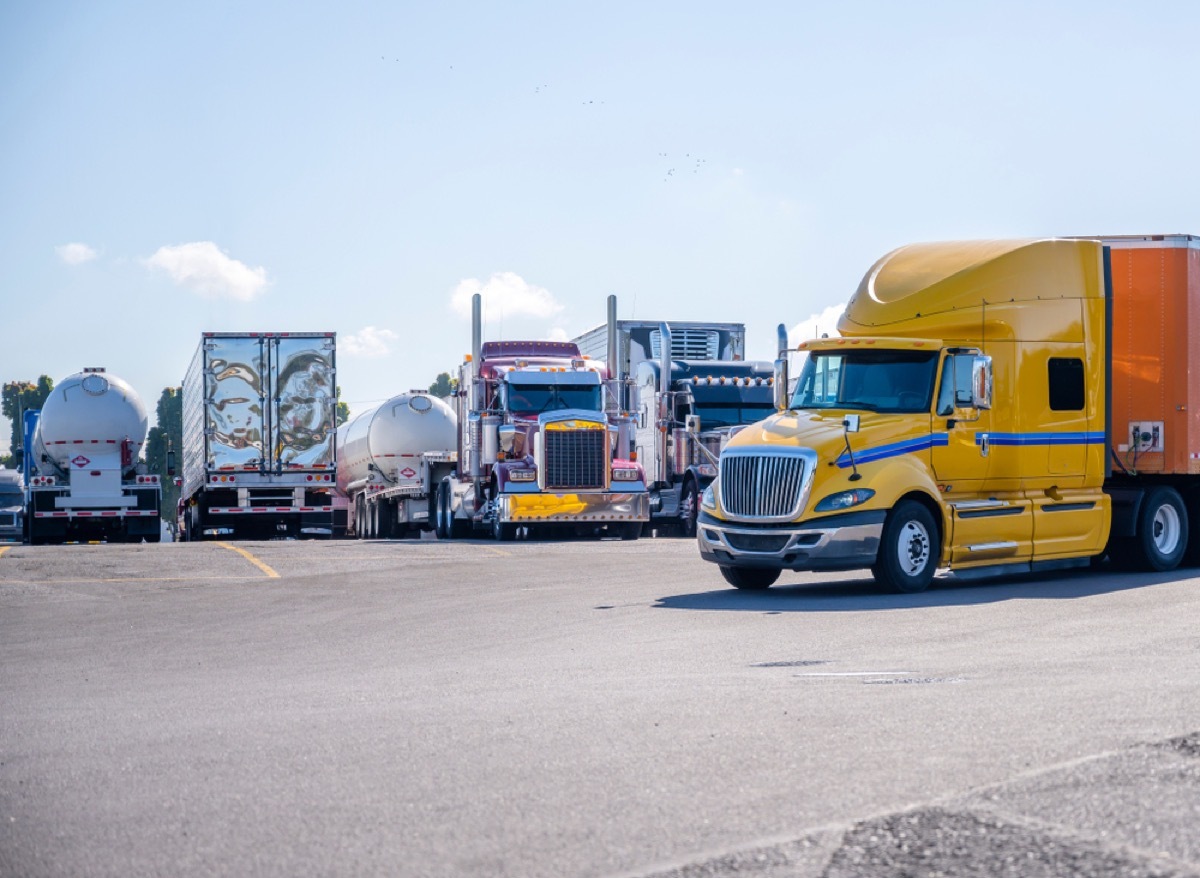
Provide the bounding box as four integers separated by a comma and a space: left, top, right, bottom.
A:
606, 295, 621, 411
657, 322, 673, 484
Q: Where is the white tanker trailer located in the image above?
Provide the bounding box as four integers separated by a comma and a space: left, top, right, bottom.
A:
335, 390, 457, 538
25, 367, 163, 544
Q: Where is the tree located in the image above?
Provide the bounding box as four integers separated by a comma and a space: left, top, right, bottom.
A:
1, 376, 54, 469
428, 372, 455, 399
145, 387, 183, 523
335, 386, 350, 426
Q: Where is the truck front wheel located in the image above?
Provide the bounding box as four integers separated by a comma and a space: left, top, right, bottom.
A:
872, 500, 939, 593
678, 481, 699, 539
719, 566, 780, 590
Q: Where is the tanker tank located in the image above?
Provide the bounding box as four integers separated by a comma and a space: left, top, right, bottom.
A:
34, 368, 149, 477
25, 367, 162, 544
337, 391, 457, 490
335, 391, 458, 539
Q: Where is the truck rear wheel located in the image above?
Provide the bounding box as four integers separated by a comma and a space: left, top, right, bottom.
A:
872, 500, 939, 593
1113, 486, 1187, 572
719, 566, 779, 590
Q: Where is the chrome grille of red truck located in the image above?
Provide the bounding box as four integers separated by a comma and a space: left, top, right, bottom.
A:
545, 430, 606, 489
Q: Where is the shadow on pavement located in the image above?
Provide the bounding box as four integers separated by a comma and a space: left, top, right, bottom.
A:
655, 564, 1198, 612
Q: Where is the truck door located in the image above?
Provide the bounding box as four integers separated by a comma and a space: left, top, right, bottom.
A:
267, 336, 336, 472
930, 351, 1033, 565
205, 335, 268, 471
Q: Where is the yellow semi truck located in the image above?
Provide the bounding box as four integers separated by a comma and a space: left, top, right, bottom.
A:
697, 235, 1200, 592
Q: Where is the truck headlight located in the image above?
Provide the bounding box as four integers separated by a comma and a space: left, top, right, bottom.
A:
701, 483, 716, 511
814, 488, 875, 512
508, 469, 537, 482
611, 468, 640, 482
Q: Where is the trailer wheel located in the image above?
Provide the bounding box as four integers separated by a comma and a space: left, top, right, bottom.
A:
719, 565, 779, 590
678, 481, 699, 539
437, 479, 470, 539
871, 500, 939, 593
1115, 486, 1187, 572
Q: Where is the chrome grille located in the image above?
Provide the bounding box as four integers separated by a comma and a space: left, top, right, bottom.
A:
719, 452, 808, 520
0, 512, 14, 527
545, 430, 606, 489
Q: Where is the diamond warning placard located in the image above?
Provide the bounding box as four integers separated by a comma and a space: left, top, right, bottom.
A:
71, 455, 91, 468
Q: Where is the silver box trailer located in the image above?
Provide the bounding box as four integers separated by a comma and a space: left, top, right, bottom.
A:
179, 332, 340, 540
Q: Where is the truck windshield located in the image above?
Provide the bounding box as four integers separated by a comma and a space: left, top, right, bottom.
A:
505, 382, 602, 414
691, 403, 775, 429
791, 350, 938, 414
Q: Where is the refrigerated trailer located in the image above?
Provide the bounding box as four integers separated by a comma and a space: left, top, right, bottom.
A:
178, 332, 340, 540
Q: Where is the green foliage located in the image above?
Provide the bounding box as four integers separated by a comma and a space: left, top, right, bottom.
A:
335, 386, 350, 426
145, 387, 183, 522
428, 372, 455, 399
1, 376, 54, 469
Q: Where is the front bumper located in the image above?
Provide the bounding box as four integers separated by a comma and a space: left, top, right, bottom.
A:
498, 491, 650, 525
696, 508, 886, 571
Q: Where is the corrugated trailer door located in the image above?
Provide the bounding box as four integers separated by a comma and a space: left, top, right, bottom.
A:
268, 336, 336, 473
205, 335, 268, 472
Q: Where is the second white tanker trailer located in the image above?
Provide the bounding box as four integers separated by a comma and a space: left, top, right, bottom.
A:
335, 391, 458, 538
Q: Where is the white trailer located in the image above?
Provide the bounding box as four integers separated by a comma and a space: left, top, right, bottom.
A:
335, 391, 458, 538
24, 368, 162, 544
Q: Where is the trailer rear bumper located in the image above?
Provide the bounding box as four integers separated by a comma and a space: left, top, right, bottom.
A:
497, 491, 649, 525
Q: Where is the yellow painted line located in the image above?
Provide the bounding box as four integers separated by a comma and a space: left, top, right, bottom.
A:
0, 576, 267, 585
0, 546, 11, 558
217, 542, 281, 578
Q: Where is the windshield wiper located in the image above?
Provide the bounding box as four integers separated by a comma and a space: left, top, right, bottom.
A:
840, 400, 879, 411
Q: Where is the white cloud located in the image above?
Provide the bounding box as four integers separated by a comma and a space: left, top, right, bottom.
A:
789, 302, 846, 347
342, 326, 399, 359
144, 241, 268, 300
450, 271, 564, 321
56, 242, 98, 265
546, 326, 569, 342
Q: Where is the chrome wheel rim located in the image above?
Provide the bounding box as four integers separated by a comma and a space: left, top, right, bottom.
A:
898, 520, 931, 576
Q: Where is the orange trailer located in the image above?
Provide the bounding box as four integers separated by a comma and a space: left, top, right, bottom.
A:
1104, 235, 1200, 476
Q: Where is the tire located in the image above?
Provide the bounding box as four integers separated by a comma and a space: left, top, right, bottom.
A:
492, 514, 516, 542
719, 566, 780, 590
435, 482, 449, 539
872, 500, 939, 593
678, 482, 699, 539
1122, 486, 1188, 572
618, 522, 642, 541
354, 496, 366, 540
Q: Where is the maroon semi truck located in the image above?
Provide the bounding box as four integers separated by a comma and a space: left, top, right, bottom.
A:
433, 294, 650, 541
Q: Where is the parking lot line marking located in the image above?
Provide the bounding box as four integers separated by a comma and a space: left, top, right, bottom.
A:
217, 542, 281, 579
0, 547, 10, 558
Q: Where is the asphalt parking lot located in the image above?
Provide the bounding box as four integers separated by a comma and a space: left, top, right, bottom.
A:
2, 537, 1200, 877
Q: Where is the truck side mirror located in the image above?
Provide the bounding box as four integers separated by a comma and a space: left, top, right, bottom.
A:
773, 358, 789, 412
971, 356, 993, 410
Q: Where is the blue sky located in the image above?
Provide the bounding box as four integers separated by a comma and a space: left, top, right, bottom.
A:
3, 1, 1198, 446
